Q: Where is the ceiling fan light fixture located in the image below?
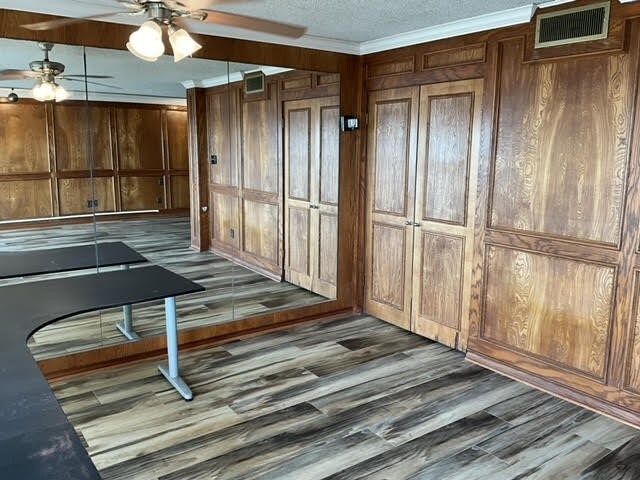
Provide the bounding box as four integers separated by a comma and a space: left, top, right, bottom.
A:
169, 26, 202, 62
32, 80, 56, 102
127, 20, 165, 62
54, 83, 69, 102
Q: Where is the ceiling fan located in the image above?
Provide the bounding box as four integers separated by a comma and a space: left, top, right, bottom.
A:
21, 1, 307, 63
0, 42, 117, 102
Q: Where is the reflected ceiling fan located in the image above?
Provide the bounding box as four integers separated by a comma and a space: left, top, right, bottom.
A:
0, 42, 117, 102
22, 1, 308, 63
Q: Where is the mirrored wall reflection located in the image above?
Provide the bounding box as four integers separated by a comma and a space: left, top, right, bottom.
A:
0, 38, 103, 359
4, 36, 341, 360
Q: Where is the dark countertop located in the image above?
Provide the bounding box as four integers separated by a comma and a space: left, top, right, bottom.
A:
0, 265, 205, 478
0, 242, 147, 279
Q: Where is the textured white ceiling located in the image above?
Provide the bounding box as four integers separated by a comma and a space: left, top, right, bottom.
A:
212, 0, 534, 42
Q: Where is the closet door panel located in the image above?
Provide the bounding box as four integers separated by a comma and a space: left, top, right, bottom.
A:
365, 87, 419, 329
412, 79, 483, 350
286, 204, 313, 289
319, 104, 340, 206
423, 94, 472, 225
287, 107, 312, 202
315, 211, 338, 298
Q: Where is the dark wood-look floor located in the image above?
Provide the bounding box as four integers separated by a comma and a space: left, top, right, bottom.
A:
52, 315, 640, 480
0, 217, 327, 360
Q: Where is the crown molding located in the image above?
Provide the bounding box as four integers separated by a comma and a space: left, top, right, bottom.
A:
0, 86, 186, 106
359, 5, 536, 55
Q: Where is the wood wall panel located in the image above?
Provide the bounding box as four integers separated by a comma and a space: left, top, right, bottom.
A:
119, 176, 164, 211
281, 74, 313, 91
490, 39, 633, 246
116, 107, 164, 171
207, 88, 239, 188
170, 175, 190, 209
624, 270, 640, 395
287, 108, 311, 201
211, 191, 239, 251
422, 93, 472, 225
0, 179, 52, 220
423, 44, 486, 69
367, 57, 415, 78
241, 82, 279, 193
54, 104, 112, 171
482, 245, 614, 379
0, 100, 187, 223
319, 105, 340, 206
0, 103, 49, 174
242, 199, 279, 262
416, 233, 463, 330
58, 177, 115, 215
165, 110, 189, 170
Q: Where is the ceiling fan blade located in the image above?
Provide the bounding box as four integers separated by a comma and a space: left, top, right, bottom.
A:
172, 0, 254, 10
62, 74, 115, 79
198, 10, 306, 38
116, 1, 145, 10
21, 11, 132, 31
172, 16, 192, 32
0, 69, 40, 80
62, 77, 122, 89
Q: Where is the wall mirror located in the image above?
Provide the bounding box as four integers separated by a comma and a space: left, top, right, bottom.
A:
2, 35, 341, 360
0, 37, 102, 358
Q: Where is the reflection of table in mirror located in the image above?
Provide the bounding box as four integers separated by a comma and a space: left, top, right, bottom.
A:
0, 265, 204, 478
0, 241, 146, 279
0, 241, 149, 340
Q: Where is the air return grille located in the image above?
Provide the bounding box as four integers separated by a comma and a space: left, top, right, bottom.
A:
535, 2, 610, 48
244, 71, 265, 94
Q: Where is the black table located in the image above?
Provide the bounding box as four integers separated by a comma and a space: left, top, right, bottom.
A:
0, 242, 147, 279
0, 242, 148, 340
0, 265, 204, 479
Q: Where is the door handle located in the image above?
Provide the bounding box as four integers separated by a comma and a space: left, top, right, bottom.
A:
405, 220, 413, 225
413, 222, 421, 227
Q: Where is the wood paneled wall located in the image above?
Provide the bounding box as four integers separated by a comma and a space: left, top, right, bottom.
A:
0, 99, 189, 222
363, 0, 640, 427
193, 71, 340, 280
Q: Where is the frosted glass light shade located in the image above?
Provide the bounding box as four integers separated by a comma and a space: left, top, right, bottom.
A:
169, 28, 202, 62
54, 84, 69, 102
32, 81, 56, 101
127, 21, 165, 62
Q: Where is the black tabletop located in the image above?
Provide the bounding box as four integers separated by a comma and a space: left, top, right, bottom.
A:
0, 265, 205, 479
0, 242, 147, 280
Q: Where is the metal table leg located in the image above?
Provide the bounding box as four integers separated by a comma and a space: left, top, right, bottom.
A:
158, 296, 193, 401
115, 265, 139, 340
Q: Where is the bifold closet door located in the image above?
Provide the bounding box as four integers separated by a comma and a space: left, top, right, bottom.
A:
284, 96, 340, 298
364, 87, 420, 330
410, 79, 483, 350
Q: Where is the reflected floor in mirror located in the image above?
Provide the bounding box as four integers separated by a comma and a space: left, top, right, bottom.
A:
0, 216, 327, 360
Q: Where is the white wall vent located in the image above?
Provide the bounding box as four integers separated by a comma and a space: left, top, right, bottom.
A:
535, 2, 610, 48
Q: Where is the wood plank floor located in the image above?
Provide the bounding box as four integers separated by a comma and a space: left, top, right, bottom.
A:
52, 315, 640, 480
0, 217, 327, 360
